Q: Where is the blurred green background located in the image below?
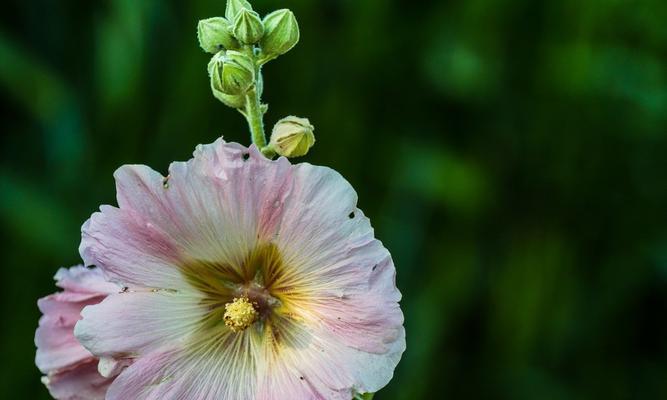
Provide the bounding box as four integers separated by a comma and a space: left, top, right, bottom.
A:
1, 0, 667, 398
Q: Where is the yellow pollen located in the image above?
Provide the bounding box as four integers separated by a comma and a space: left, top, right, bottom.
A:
223, 297, 258, 332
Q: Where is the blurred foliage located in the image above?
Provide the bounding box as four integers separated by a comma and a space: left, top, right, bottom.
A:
1, 0, 667, 398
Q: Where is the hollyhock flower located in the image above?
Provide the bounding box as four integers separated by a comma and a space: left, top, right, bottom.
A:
35, 266, 122, 399
74, 138, 405, 399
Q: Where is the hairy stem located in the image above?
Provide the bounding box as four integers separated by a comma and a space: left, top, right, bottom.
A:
244, 87, 266, 149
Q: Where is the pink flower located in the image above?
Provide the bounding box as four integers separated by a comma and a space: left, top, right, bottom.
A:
35, 266, 121, 399
74, 139, 405, 399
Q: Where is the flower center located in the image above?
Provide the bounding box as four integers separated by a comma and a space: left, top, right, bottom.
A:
223, 297, 258, 332
181, 242, 294, 338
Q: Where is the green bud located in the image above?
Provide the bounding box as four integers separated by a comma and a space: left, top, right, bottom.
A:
208, 53, 245, 108
225, 0, 252, 22
197, 17, 239, 53
221, 51, 255, 94
269, 116, 315, 158
260, 9, 300, 58
233, 9, 264, 45
208, 51, 255, 103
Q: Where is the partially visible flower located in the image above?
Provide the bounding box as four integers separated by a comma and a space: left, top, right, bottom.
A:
35, 266, 122, 399
74, 138, 405, 399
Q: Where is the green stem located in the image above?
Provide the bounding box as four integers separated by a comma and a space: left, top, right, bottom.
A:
244, 87, 266, 149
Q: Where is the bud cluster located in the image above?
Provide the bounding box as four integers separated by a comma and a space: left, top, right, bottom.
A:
198, 0, 314, 158
198, 0, 300, 95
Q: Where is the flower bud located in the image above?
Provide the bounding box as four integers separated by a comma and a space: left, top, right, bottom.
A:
225, 0, 252, 22
221, 51, 255, 94
208, 51, 255, 104
208, 54, 244, 108
233, 9, 264, 45
260, 9, 300, 58
197, 17, 239, 53
269, 116, 315, 158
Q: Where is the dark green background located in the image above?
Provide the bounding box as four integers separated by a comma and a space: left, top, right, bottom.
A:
2, 0, 667, 398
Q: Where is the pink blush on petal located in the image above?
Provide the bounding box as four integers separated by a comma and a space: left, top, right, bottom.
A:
35, 266, 126, 400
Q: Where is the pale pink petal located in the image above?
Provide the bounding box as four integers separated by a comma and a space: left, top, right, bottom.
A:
300, 253, 404, 355
36, 266, 118, 373
186, 141, 294, 241
345, 326, 406, 394
258, 160, 404, 395
36, 266, 122, 399
272, 165, 399, 297
104, 349, 181, 400
106, 340, 256, 400
80, 205, 184, 290
53, 266, 118, 294
255, 322, 355, 400
81, 143, 292, 290
256, 318, 405, 398
263, 162, 405, 366
36, 295, 104, 373
75, 290, 205, 358
42, 359, 111, 400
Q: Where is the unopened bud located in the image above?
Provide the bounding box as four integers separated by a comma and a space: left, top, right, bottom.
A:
209, 50, 255, 96
260, 9, 300, 58
197, 17, 239, 53
225, 0, 252, 22
233, 9, 264, 45
208, 52, 252, 107
269, 116, 315, 158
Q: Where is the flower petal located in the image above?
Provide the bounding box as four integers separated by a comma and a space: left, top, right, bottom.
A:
35, 294, 105, 373
53, 266, 118, 294
75, 290, 205, 358
80, 205, 184, 289
36, 266, 121, 399
83, 141, 293, 290
105, 339, 256, 400
261, 163, 404, 356
42, 359, 112, 400
256, 318, 405, 399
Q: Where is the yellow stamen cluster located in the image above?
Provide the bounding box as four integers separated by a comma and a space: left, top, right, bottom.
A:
223, 297, 258, 332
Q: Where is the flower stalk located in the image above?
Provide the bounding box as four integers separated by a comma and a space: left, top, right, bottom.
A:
244, 87, 267, 149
